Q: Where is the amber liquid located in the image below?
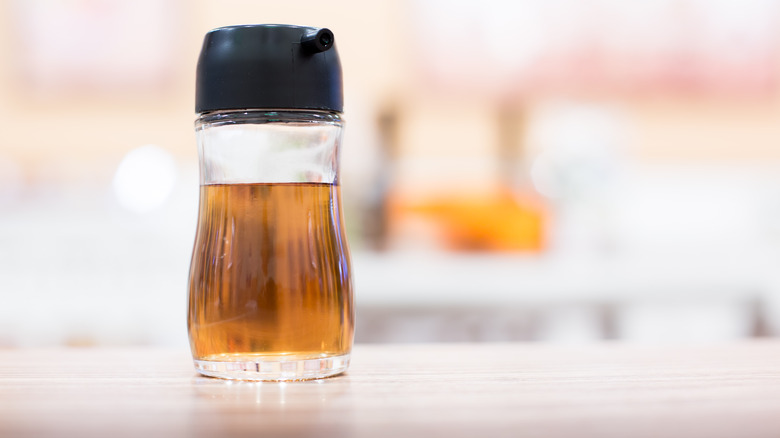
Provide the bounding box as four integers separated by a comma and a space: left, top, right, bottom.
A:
187, 183, 354, 361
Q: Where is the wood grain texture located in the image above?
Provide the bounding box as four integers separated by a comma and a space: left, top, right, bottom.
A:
2, 342, 780, 437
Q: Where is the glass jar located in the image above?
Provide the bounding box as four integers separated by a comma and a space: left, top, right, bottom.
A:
188, 25, 353, 381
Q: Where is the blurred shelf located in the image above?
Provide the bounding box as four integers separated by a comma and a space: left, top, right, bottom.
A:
353, 250, 773, 306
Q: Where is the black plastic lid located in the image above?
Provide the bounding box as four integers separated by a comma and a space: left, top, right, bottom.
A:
196, 24, 343, 114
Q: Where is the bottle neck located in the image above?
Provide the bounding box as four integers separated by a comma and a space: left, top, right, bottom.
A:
196, 109, 342, 129
196, 110, 344, 186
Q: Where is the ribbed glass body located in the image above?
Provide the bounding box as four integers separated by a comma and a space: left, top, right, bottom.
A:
187, 110, 354, 381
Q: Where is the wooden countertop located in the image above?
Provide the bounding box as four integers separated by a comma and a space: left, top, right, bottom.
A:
2, 342, 780, 437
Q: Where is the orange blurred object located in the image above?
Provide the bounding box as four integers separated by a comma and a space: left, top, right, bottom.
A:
390, 188, 546, 252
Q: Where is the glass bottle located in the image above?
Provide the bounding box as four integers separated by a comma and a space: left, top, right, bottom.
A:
187, 25, 354, 381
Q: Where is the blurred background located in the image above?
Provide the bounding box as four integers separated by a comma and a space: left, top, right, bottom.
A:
2, 0, 780, 347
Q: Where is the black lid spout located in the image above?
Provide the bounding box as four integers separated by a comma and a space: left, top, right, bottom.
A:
301, 28, 334, 53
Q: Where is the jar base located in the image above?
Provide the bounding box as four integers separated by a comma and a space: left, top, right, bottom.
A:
193, 353, 350, 381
